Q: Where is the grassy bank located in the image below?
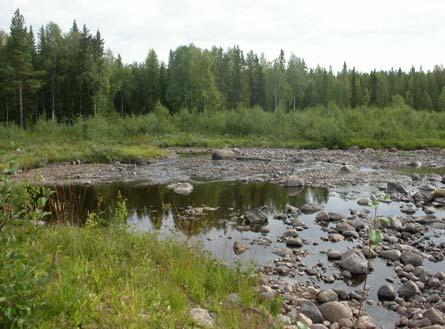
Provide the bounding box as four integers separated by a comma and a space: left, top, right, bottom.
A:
1, 104, 445, 170
1, 221, 279, 329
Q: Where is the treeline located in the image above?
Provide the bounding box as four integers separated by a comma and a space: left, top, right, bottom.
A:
1, 9, 445, 128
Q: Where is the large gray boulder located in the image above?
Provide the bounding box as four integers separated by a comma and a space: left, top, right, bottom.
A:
400, 251, 424, 266
285, 175, 304, 187
398, 280, 421, 299
245, 209, 268, 226
300, 301, 324, 323
318, 301, 353, 323
380, 249, 401, 261
190, 308, 215, 327
387, 181, 410, 195
301, 203, 323, 214
339, 250, 368, 275
212, 149, 236, 160
377, 283, 396, 301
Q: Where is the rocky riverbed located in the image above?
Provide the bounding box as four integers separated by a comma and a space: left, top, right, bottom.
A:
16, 147, 445, 328
16, 147, 445, 187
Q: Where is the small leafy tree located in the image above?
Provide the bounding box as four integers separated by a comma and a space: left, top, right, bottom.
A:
355, 195, 390, 328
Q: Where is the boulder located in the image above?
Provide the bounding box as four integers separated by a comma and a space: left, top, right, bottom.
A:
285, 237, 303, 248
173, 182, 194, 195
423, 308, 445, 325
329, 212, 345, 221
285, 176, 304, 187
233, 241, 246, 255
316, 211, 330, 221
339, 250, 368, 275
400, 251, 423, 266
300, 301, 324, 323
317, 290, 338, 304
301, 203, 323, 214
327, 250, 342, 261
318, 301, 353, 323
398, 280, 421, 299
190, 308, 215, 327
212, 149, 236, 160
377, 283, 396, 301
387, 181, 410, 195
245, 209, 268, 226
380, 249, 401, 261
357, 199, 370, 206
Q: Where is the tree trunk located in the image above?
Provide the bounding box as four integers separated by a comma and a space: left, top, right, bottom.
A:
120, 92, 124, 117
51, 70, 56, 122
19, 79, 24, 129
274, 88, 278, 111
293, 95, 296, 112
5, 99, 8, 125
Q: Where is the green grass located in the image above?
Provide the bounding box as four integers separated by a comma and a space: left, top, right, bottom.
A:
1, 104, 445, 170
1, 221, 280, 328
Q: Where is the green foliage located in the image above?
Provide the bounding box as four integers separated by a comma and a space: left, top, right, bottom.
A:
2, 10, 445, 126
368, 229, 384, 245
0, 217, 278, 329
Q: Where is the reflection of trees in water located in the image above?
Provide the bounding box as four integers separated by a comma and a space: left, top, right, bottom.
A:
55, 181, 329, 235
287, 187, 329, 207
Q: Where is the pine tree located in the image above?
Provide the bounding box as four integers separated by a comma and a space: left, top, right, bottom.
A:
2, 9, 43, 128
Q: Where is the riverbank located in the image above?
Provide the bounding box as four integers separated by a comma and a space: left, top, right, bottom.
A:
1, 106, 445, 171
15, 147, 445, 187
1, 219, 280, 328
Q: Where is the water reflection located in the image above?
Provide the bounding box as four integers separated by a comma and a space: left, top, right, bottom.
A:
52, 181, 329, 236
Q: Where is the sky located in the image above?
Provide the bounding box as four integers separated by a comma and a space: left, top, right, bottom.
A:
1, 0, 444, 72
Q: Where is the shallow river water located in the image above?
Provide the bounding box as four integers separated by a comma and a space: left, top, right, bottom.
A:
56, 179, 445, 328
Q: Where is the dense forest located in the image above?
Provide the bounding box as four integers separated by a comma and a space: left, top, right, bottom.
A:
1, 9, 445, 128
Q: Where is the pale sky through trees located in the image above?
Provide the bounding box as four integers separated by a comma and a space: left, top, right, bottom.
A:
1, 0, 444, 71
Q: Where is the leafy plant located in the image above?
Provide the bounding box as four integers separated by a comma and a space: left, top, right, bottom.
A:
355, 194, 389, 328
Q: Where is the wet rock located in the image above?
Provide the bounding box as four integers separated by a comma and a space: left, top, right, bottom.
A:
300, 301, 324, 323
377, 283, 396, 301
408, 160, 422, 168
335, 222, 355, 233
233, 241, 246, 255
328, 233, 345, 242
424, 308, 445, 325
388, 181, 410, 194
339, 250, 368, 275
398, 280, 421, 298
285, 237, 303, 248
380, 249, 401, 261
297, 313, 313, 327
285, 175, 304, 187
301, 203, 323, 214
171, 182, 194, 195
272, 247, 293, 257
318, 301, 353, 323
401, 204, 416, 214
390, 217, 403, 230
317, 290, 338, 304
357, 198, 370, 206
329, 212, 345, 221
278, 314, 292, 325
245, 209, 268, 226
341, 164, 356, 173
190, 308, 215, 327
327, 250, 342, 261
400, 251, 423, 266
338, 318, 354, 328
286, 204, 299, 214
310, 325, 328, 329
416, 215, 438, 224
316, 211, 330, 221
212, 149, 236, 160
